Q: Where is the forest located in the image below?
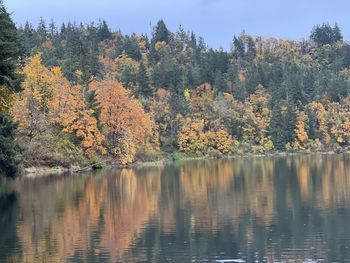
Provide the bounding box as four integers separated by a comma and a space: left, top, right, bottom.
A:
2, 1, 350, 177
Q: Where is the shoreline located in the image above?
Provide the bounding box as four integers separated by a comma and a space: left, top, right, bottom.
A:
22, 150, 349, 178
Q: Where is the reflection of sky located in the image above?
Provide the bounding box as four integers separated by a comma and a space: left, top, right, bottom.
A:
5, 0, 350, 49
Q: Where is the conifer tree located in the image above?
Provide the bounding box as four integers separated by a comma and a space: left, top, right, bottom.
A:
0, 2, 24, 178
153, 19, 169, 45
137, 61, 153, 97
0, 113, 22, 178
310, 23, 343, 46
97, 19, 112, 41
0, 2, 23, 91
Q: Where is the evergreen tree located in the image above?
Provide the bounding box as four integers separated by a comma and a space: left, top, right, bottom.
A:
270, 102, 297, 150
169, 82, 189, 116
37, 17, 47, 42
306, 107, 319, 140
153, 19, 169, 45
97, 19, 112, 41
285, 103, 297, 143
232, 32, 256, 66
0, 113, 22, 178
137, 61, 153, 97
85, 88, 102, 129
20, 21, 38, 55
123, 35, 142, 60
0, 2, 23, 91
310, 23, 343, 46
270, 105, 285, 150
189, 32, 197, 50
120, 64, 134, 88
48, 19, 58, 38
214, 70, 227, 93
0, 2, 24, 177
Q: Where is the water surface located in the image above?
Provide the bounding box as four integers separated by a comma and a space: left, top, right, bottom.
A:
1, 154, 350, 262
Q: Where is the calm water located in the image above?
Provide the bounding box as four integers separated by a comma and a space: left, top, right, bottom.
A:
1, 154, 350, 262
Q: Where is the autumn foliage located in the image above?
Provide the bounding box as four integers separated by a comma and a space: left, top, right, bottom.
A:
7, 19, 350, 169
12, 54, 105, 159
10, 54, 162, 165
178, 119, 233, 154
89, 79, 156, 163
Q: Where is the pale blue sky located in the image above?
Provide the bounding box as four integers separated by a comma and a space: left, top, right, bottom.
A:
5, 0, 350, 49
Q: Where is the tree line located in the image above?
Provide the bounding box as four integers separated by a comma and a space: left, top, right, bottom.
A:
2, 1, 350, 177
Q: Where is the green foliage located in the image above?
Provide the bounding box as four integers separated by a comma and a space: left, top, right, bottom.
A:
84, 88, 102, 129
97, 19, 112, 41
0, 3, 24, 177
270, 102, 297, 150
232, 31, 256, 66
0, 3, 23, 91
137, 61, 152, 97
310, 23, 343, 46
152, 19, 169, 45
0, 113, 22, 178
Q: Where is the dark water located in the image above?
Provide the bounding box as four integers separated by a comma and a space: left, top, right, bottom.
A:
1, 154, 350, 262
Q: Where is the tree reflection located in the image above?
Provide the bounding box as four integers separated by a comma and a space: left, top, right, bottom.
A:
0, 191, 21, 263
3, 154, 350, 262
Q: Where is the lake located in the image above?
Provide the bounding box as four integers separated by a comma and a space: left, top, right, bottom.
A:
1, 154, 350, 262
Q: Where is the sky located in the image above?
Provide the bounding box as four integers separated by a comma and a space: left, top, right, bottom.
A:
5, 0, 350, 49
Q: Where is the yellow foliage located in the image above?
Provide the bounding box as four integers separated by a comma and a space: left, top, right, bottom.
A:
154, 41, 168, 51
295, 111, 309, 143
190, 83, 214, 119
21, 53, 54, 114
178, 119, 233, 154
184, 88, 190, 100
243, 85, 271, 144
238, 70, 246, 82
115, 52, 139, 82
0, 84, 14, 114
329, 102, 350, 145
178, 120, 208, 153
307, 101, 331, 145
12, 53, 105, 156
207, 129, 233, 154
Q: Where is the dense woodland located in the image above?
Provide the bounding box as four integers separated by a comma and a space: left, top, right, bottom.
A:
2, 1, 350, 177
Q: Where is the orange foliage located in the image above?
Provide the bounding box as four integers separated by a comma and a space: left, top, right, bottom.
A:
89, 79, 155, 163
